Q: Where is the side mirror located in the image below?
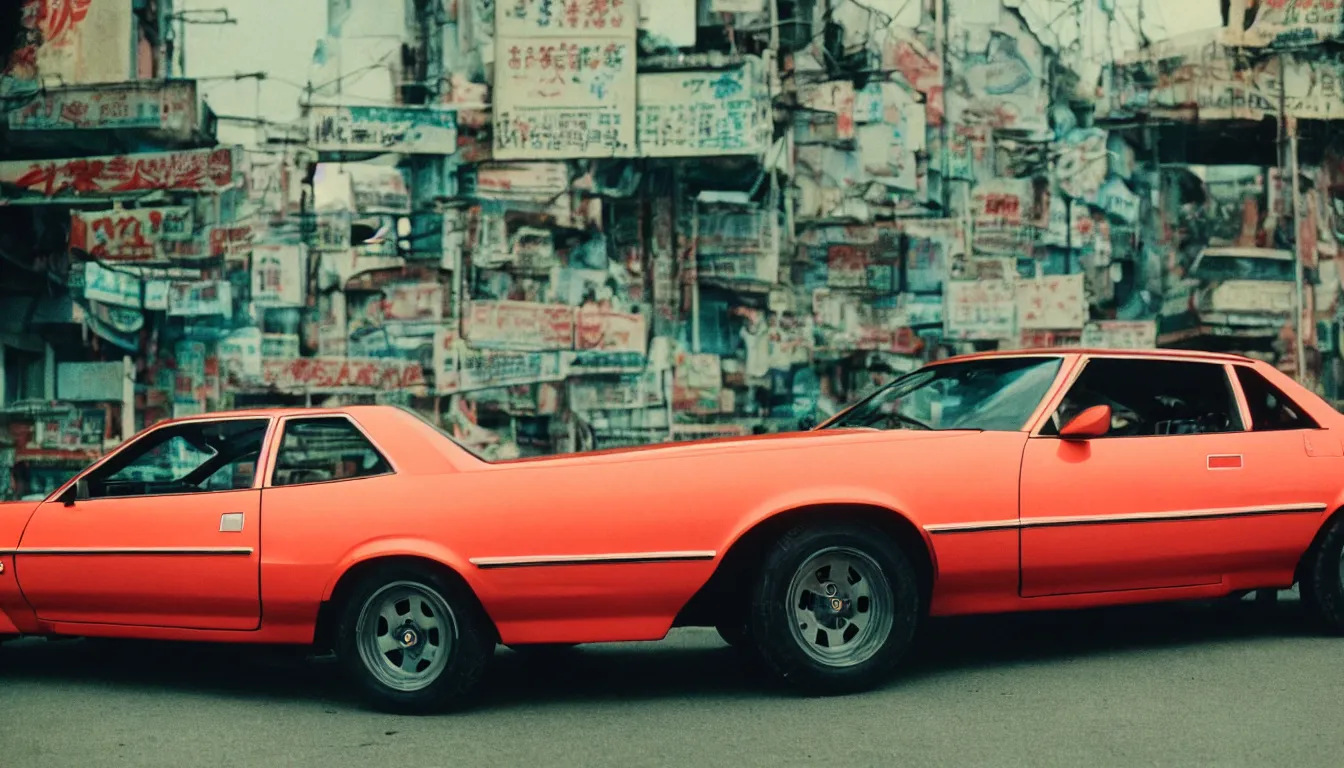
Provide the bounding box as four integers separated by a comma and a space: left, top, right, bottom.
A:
1059, 404, 1112, 440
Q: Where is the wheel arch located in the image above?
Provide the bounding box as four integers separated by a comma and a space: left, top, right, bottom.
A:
1296, 504, 1344, 583
313, 546, 501, 652
675, 502, 937, 628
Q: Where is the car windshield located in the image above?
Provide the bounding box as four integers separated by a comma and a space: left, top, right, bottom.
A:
823, 356, 1064, 432
1193, 255, 1295, 282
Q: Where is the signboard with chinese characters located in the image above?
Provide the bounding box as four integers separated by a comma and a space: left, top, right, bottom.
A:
493, 0, 638, 159
251, 244, 305, 308
575, 308, 647, 354
308, 105, 459, 155
262, 357, 425, 393
944, 279, 1016, 340
463, 300, 576, 351
636, 59, 771, 157
0, 147, 239, 200
1016, 274, 1087, 330
1081, 320, 1157, 349
167, 281, 232, 317
69, 206, 194, 262
8, 81, 197, 132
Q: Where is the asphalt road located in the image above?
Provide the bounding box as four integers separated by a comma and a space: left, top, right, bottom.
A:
0, 593, 1338, 768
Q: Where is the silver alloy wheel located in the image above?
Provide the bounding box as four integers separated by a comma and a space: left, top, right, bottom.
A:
355, 580, 458, 692
786, 546, 895, 668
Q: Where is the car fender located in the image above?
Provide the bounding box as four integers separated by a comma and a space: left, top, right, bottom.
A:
319, 535, 482, 602
721, 484, 937, 574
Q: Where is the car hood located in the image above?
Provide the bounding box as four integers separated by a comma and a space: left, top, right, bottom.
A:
0, 500, 41, 549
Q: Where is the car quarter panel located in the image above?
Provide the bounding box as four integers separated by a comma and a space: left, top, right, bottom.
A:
444, 429, 1025, 641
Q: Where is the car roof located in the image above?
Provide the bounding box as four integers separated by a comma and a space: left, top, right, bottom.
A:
153, 404, 396, 426
932, 348, 1255, 365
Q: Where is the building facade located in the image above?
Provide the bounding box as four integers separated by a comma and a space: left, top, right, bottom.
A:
0, 0, 1336, 498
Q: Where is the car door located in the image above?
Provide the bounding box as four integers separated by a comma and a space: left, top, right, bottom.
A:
14, 416, 272, 631
1016, 356, 1324, 597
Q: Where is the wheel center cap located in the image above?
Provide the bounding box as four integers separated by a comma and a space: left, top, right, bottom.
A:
400, 628, 419, 648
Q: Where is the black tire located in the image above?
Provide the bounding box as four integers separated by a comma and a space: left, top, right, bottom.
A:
335, 563, 495, 714
715, 619, 751, 650
749, 522, 922, 695
1299, 513, 1344, 635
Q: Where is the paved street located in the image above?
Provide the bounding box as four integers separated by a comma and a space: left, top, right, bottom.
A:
0, 594, 1337, 768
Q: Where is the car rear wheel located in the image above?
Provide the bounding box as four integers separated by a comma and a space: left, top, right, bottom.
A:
1300, 513, 1344, 635
715, 618, 751, 650
335, 565, 494, 714
749, 522, 921, 694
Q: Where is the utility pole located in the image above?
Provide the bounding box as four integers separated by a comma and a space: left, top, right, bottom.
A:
167, 8, 237, 77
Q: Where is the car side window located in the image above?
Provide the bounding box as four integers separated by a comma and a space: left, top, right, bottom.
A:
271, 417, 392, 487
1234, 366, 1319, 431
85, 418, 270, 499
1040, 358, 1244, 437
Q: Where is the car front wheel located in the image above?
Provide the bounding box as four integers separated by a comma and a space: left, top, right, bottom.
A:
749, 522, 921, 694
1300, 513, 1344, 635
335, 565, 494, 714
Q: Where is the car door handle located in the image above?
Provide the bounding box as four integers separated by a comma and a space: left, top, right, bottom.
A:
219, 513, 246, 533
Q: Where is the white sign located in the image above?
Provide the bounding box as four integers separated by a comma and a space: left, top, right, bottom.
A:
1081, 320, 1157, 349
493, 1, 638, 159
637, 59, 771, 157
944, 279, 1016, 340
308, 105, 459, 155
1016, 274, 1088, 330
251, 244, 306, 308
83, 262, 142, 308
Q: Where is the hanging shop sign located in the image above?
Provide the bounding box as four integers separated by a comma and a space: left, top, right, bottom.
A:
1, 0, 133, 98
944, 279, 1016, 340
81, 262, 143, 308
262, 357, 425, 393
1016, 274, 1087, 330
972, 178, 1036, 255
250, 244, 306, 308
0, 146, 239, 200
68, 206, 194, 262
1081, 320, 1157, 349
8, 80, 197, 132
167, 281, 232, 317
1227, 0, 1344, 48
463, 300, 576, 351
443, 348, 567, 394
636, 58, 771, 158
492, 0, 638, 160
576, 308, 647, 355
307, 104, 459, 155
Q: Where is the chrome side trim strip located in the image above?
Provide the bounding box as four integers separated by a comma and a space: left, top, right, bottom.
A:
925, 503, 1328, 534
1, 547, 255, 556
923, 520, 1020, 534
470, 550, 718, 569
1022, 503, 1326, 529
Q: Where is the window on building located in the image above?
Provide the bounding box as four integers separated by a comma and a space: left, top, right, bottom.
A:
271, 417, 392, 487
85, 418, 270, 499
1040, 358, 1244, 437
1235, 366, 1318, 431
3, 347, 44, 404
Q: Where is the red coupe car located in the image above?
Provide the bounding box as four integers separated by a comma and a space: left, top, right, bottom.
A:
2, 348, 1343, 714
